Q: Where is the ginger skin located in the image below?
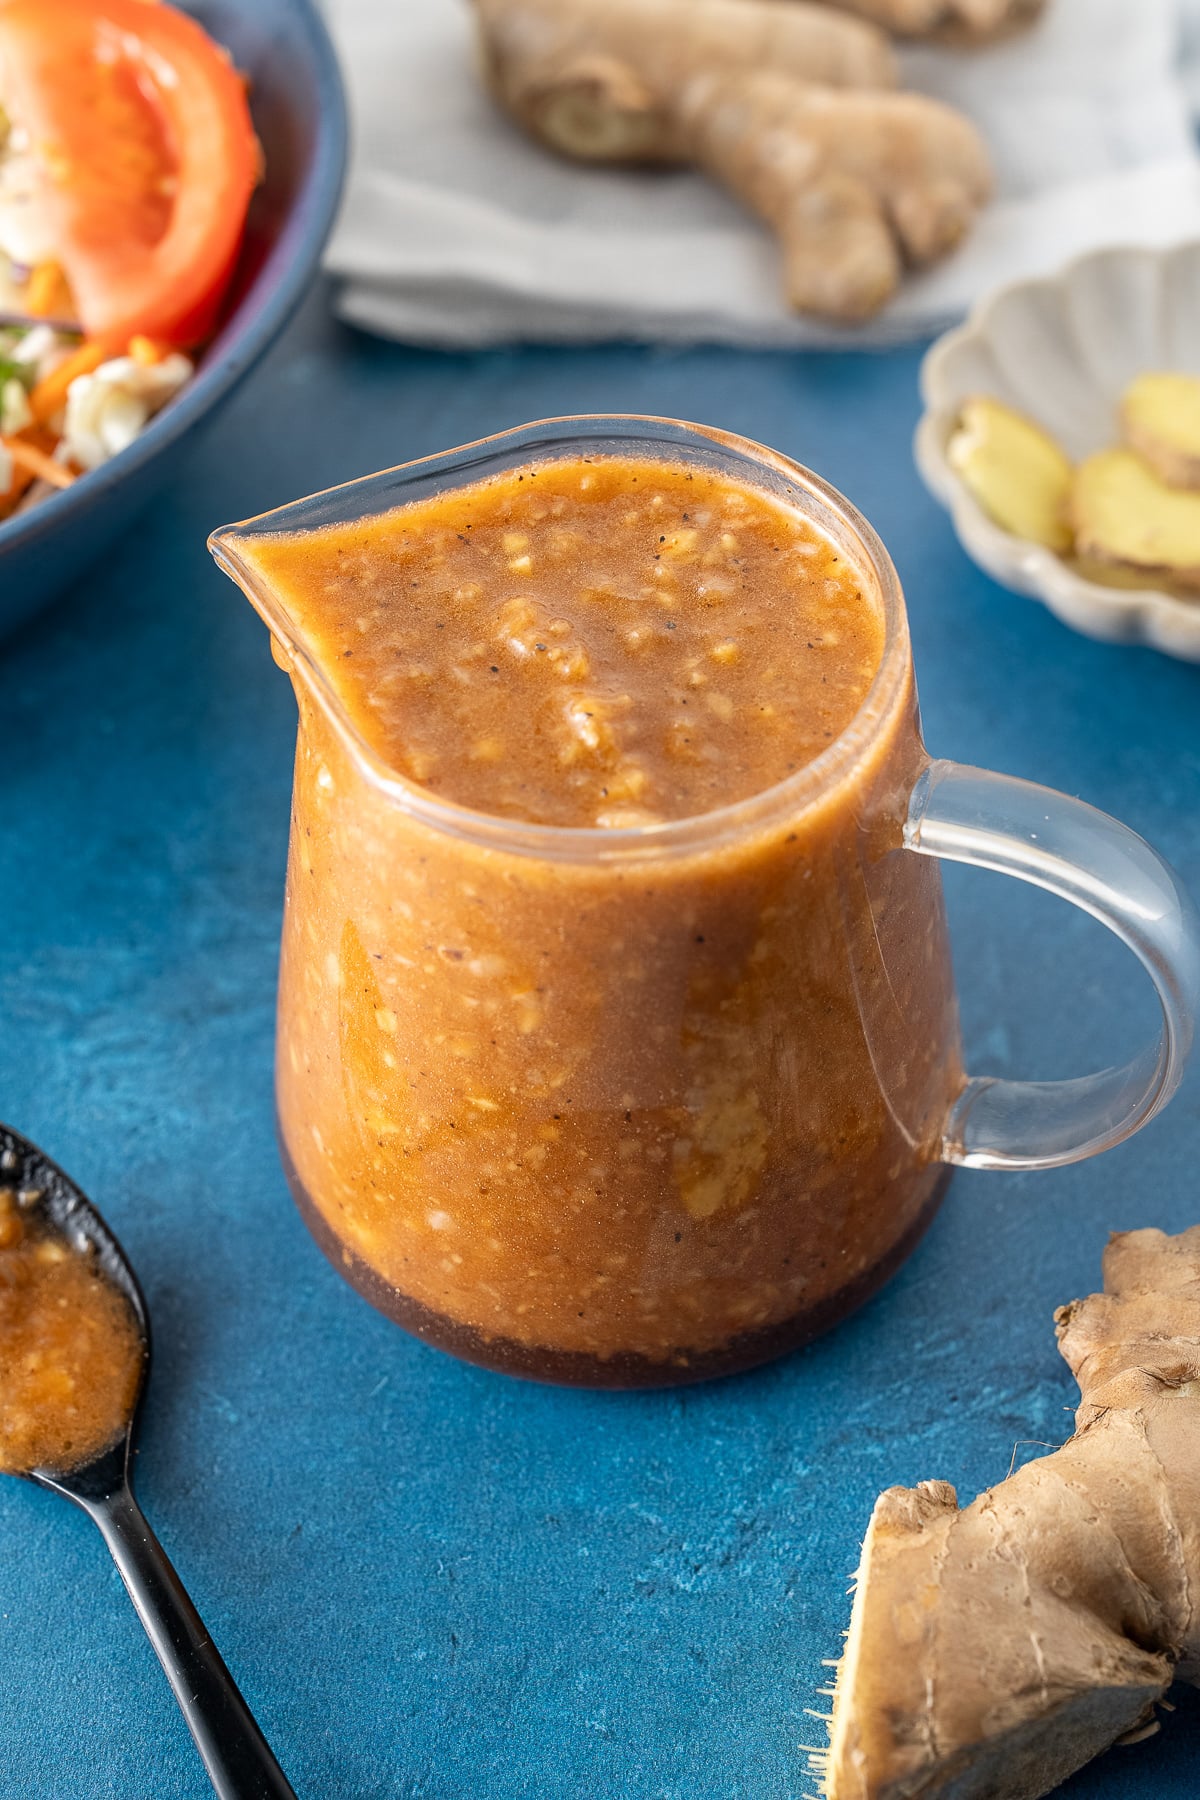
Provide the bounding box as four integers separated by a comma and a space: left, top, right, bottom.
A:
820, 1226, 1200, 1800
472, 0, 991, 322
821, 0, 1046, 43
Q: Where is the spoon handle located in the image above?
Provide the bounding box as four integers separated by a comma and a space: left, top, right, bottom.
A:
90, 1482, 298, 1800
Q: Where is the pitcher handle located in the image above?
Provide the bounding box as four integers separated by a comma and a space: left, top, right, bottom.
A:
905, 760, 1200, 1171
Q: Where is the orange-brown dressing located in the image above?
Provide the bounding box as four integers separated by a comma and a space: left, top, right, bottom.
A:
0, 1190, 143, 1475
233, 454, 960, 1379
246, 457, 884, 827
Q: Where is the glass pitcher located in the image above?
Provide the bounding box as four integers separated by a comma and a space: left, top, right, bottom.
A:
210, 417, 1200, 1387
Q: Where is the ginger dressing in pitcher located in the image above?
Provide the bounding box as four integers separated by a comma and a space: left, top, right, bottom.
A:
212, 424, 962, 1385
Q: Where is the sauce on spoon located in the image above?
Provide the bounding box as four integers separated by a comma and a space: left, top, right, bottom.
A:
0, 1183, 143, 1475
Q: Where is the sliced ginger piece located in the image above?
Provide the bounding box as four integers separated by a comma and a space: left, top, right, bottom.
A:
1071, 448, 1200, 591
818, 1225, 1200, 1800
946, 396, 1073, 551
1120, 371, 1200, 491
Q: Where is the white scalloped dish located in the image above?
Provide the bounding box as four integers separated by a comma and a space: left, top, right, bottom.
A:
915, 243, 1200, 663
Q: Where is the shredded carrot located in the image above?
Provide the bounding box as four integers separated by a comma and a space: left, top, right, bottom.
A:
25, 261, 73, 320
3, 437, 77, 489
0, 459, 38, 514
128, 335, 170, 367
28, 342, 109, 424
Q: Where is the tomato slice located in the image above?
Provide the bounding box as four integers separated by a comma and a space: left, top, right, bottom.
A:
0, 0, 258, 347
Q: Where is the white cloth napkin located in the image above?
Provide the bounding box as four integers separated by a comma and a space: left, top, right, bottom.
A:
323, 0, 1200, 347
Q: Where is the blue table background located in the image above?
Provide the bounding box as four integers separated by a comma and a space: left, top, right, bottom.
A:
1, 287, 1198, 1799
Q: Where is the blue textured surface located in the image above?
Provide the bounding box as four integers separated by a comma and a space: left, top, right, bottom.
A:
1, 287, 1198, 1799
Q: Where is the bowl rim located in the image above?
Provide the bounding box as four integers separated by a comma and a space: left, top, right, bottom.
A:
916, 238, 1200, 657
0, 0, 348, 561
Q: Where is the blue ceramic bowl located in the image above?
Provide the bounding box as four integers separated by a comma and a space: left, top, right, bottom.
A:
0, 0, 347, 641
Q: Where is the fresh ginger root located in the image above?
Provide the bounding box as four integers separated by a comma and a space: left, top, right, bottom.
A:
820, 0, 1046, 43
947, 396, 1073, 551
1121, 371, 1200, 492
472, 0, 992, 321
1071, 448, 1200, 592
818, 1225, 1200, 1800
473, 0, 900, 147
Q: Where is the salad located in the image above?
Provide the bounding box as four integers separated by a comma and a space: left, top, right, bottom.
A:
0, 0, 258, 521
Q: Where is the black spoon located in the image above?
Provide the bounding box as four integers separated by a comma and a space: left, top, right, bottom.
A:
0, 1124, 297, 1800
